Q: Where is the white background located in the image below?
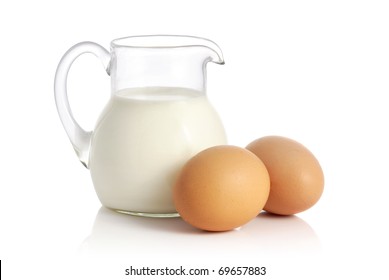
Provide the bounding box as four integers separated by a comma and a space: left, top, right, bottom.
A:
1, 0, 389, 279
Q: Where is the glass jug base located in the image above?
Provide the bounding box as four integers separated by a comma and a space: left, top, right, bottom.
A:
113, 208, 180, 218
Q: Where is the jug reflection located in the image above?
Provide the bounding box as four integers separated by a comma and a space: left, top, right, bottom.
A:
55, 36, 227, 217
79, 207, 321, 256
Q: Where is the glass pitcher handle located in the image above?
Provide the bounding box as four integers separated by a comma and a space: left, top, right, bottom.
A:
54, 42, 110, 168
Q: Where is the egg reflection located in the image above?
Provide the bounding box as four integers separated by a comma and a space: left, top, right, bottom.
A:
78, 207, 320, 256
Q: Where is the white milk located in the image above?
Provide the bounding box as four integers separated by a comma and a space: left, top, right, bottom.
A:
89, 87, 227, 215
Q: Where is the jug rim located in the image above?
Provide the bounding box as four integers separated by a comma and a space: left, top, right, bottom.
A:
111, 34, 220, 49
111, 35, 224, 64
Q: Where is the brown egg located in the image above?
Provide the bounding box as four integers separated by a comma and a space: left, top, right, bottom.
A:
173, 145, 270, 231
246, 136, 324, 215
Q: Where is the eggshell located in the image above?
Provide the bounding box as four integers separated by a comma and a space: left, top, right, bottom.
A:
246, 136, 324, 215
173, 145, 270, 231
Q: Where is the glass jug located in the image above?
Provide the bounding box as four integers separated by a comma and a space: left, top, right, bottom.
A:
54, 35, 227, 217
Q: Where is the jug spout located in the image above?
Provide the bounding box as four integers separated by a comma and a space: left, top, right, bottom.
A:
199, 38, 225, 65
